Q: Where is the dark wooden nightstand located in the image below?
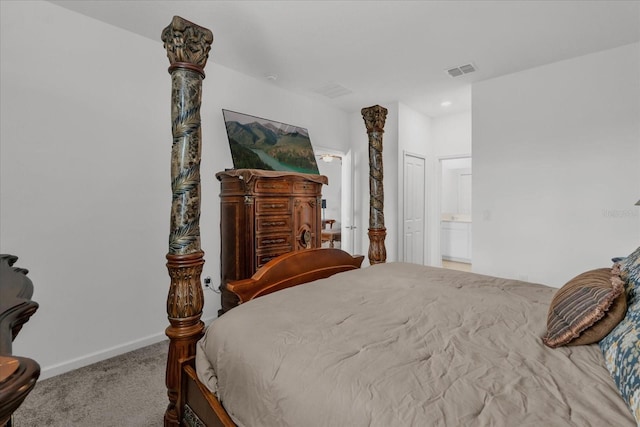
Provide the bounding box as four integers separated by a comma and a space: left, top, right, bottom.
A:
0, 254, 40, 427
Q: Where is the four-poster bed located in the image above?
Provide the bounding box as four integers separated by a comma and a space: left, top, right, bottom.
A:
161, 16, 638, 427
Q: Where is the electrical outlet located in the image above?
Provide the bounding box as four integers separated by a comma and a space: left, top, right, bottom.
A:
203, 276, 212, 288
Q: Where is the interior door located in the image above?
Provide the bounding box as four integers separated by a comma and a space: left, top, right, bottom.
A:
403, 153, 426, 264
340, 149, 354, 253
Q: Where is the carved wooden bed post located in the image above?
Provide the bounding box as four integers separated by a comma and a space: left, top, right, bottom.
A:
361, 105, 388, 264
161, 16, 213, 427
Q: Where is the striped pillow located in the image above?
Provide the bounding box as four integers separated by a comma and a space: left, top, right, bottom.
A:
543, 268, 626, 348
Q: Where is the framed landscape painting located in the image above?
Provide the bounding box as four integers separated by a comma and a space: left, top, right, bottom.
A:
222, 109, 320, 174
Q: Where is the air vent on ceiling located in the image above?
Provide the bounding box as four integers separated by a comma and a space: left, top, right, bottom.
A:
446, 63, 477, 77
314, 83, 353, 99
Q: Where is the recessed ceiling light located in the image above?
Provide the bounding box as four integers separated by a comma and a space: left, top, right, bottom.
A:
264, 73, 278, 81
441, 101, 452, 107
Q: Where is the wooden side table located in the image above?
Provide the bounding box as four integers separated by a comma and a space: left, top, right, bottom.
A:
0, 255, 40, 426
321, 219, 341, 248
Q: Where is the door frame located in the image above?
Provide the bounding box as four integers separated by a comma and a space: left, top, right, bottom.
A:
435, 154, 472, 266
314, 146, 354, 253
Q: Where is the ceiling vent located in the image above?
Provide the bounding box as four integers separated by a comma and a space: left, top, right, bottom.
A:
314, 83, 353, 99
446, 63, 477, 77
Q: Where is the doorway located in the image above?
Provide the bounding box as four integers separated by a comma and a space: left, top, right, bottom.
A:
315, 147, 354, 254
439, 156, 472, 271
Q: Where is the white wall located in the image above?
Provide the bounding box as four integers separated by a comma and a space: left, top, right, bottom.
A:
432, 112, 472, 158
0, 1, 350, 378
473, 43, 640, 287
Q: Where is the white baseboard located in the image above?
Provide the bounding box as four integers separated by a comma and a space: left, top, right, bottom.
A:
442, 256, 472, 264
40, 315, 217, 380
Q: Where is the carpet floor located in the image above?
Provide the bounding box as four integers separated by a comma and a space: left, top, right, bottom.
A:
13, 340, 169, 426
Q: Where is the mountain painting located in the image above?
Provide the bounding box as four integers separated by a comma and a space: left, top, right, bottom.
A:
222, 109, 320, 174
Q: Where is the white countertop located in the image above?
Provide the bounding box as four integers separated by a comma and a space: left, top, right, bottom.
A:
441, 214, 471, 223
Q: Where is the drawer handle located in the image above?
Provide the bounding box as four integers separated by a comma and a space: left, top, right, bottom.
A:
262, 238, 286, 245
263, 221, 286, 227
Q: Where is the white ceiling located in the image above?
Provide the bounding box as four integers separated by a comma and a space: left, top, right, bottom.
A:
49, 0, 640, 117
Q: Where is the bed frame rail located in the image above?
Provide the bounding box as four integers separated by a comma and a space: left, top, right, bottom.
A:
180, 357, 235, 427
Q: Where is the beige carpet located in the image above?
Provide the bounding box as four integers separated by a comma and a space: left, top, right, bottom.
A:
13, 340, 168, 426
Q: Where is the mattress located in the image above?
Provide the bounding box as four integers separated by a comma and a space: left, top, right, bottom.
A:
196, 262, 634, 426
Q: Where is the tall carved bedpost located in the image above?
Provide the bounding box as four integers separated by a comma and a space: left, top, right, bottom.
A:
361, 105, 388, 265
161, 16, 213, 427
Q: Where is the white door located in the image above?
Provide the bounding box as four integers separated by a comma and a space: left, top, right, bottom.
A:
340, 149, 355, 253
403, 153, 426, 264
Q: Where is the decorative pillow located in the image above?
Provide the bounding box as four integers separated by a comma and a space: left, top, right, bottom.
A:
543, 268, 625, 348
599, 300, 639, 423
617, 245, 640, 304
570, 287, 627, 346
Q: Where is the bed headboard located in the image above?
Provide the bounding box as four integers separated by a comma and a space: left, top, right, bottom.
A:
228, 248, 365, 303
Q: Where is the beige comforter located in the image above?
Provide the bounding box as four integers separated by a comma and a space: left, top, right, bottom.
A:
197, 263, 634, 426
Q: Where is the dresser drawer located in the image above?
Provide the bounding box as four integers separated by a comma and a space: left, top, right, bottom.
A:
254, 179, 293, 194
256, 215, 291, 232
255, 198, 290, 214
256, 233, 292, 249
293, 180, 321, 195
256, 247, 291, 268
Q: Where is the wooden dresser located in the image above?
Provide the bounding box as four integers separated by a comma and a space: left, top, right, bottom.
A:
216, 169, 328, 315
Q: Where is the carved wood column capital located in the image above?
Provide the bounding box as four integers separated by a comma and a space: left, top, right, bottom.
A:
161, 16, 214, 77
361, 104, 388, 134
